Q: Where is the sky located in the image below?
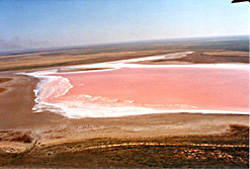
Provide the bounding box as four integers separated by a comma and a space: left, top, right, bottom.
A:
0, 0, 249, 52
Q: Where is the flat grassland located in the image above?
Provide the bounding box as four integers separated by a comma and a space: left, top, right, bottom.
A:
0, 50, 177, 71
203, 51, 249, 57
0, 36, 249, 168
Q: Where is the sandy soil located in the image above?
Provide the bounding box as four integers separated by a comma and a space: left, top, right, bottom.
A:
0, 77, 13, 94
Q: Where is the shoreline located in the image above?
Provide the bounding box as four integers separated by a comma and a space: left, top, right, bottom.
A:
0, 55, 249, 168
0, 74, 248, 137
24, 59, 249, 118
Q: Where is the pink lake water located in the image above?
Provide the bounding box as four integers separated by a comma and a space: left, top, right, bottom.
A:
25, 52, 249, 118
32, 64, 249, 118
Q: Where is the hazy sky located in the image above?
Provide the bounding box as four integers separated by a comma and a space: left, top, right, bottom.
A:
0, 0, 249, 52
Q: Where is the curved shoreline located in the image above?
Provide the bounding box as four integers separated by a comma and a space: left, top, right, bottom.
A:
20, 51, 249, 118
0, 73, 248, 168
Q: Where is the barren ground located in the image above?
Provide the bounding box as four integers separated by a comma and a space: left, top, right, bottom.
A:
0, 38, 249, 168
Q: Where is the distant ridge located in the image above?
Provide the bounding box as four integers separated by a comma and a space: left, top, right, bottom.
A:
0, 35, 248, 56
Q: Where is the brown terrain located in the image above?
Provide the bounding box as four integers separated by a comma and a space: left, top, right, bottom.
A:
0, 37, 249, 168
0, 124, 248, 168
137, 50, 249, 65
0, 50, 181, 72
0, 78, 13, 94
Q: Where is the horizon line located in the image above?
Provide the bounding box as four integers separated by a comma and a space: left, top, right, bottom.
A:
0, 34, 248, 56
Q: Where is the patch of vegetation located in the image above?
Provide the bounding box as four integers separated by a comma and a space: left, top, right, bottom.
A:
10, 133, 33, 143
0, 131, 33, 143
40, 52, 64, 56
187, 40, 249, 52
1, 124, 248, 168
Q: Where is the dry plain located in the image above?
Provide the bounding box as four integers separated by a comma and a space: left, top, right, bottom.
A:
0, 38, 249, 168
